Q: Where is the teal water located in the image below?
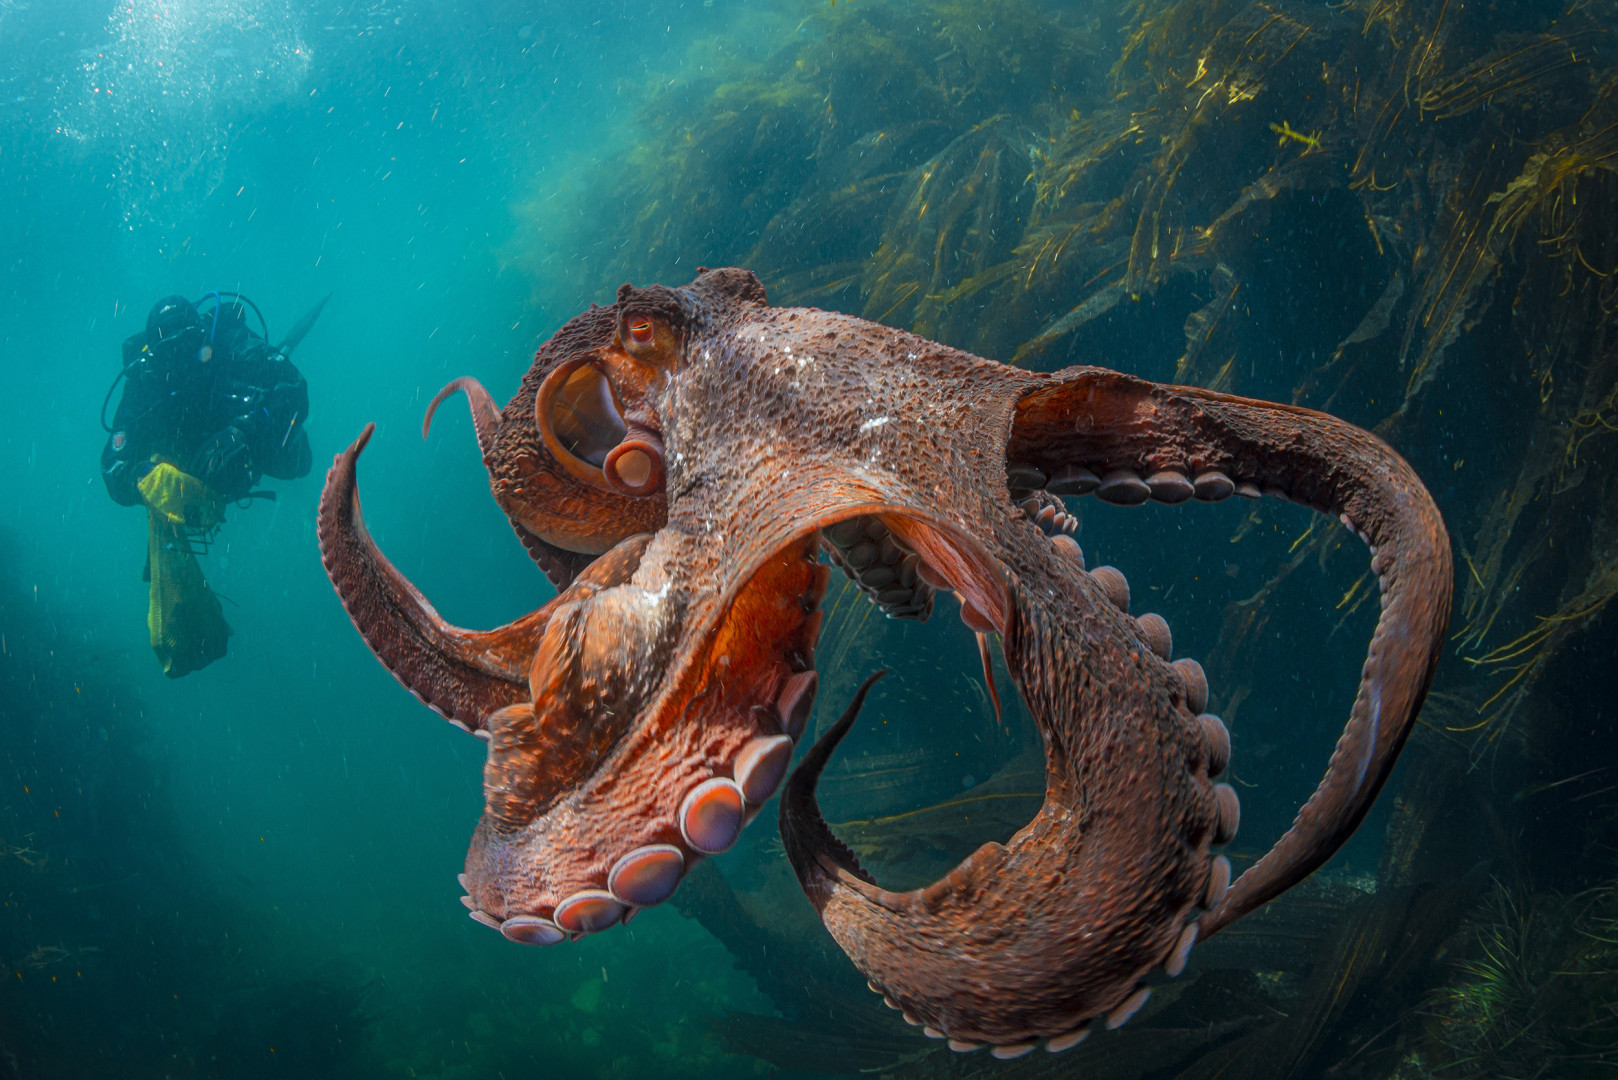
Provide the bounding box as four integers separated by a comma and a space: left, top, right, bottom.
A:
3, 1, 1615, 1077
2, 7, 776, 1075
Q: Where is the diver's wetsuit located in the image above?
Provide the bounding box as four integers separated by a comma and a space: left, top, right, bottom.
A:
102, 304, 312, 507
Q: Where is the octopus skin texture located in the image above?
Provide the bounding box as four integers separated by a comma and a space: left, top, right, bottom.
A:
317, 266, 1452, 1055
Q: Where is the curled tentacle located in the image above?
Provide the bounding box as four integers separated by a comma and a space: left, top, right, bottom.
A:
781, 671, 888, 902
777, 521, 1194, 1046
317, 424, 532, 730
1009, 368, 1452, 936
423, 376, 503, 459
316, 424, 651, 731
422, 376, 595, 591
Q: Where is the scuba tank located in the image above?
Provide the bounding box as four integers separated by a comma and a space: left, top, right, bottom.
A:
101, 291, 327, 432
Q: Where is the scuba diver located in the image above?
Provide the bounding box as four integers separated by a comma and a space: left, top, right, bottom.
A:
101, 291, 325, 677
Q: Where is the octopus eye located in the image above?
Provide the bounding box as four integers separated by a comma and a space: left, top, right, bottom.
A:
628, 318, 655, 346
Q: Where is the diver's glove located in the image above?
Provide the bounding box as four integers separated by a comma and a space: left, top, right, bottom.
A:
189, 424, 255, 497
137, 461, 224, 530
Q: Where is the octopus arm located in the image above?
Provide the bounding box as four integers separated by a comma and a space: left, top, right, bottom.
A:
423, 376, 503, 457
317, 424, 648, 732
1010, 367, 1453, 936
421, 377, 596, 590
779, 671, 887, 903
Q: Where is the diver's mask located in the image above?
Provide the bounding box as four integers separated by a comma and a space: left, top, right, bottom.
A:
138, 295, 212, 376
140, 326, 212, 378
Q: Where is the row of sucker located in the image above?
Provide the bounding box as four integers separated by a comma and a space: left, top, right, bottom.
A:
824, 515, 936, 620
459, 560, 830, 946
1012, 488, 1079, 537
887, 466, 1245, 1054
1009, 462, 1258, 507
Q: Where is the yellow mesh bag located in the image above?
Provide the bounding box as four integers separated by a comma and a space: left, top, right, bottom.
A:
145, 512, 231, 678
137, 461, 224, 530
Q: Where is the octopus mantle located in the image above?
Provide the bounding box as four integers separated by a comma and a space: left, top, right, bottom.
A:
317, 267, 1451, 1057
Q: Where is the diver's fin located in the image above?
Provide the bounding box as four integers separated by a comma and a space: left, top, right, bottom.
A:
277, 293, 331, 355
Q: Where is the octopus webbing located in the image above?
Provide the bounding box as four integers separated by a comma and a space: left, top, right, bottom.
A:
316, 266, 1451, 1056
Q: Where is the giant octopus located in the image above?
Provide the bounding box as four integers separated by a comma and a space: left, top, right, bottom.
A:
317, 266, 1451, 1057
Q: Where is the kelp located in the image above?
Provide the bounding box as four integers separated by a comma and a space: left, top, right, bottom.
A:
1443, 101, 1618, 748
858, 115, 1037, 341
1424, 882, 1618, 1078
1416, 31, 1607, 121
672, 859, 930, 1072
1170, 880, 1478, 1080
827, 755, 1045, 881
515, 0, 1091, 316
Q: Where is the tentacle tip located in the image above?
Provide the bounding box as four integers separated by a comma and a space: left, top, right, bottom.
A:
423, 386, 454, 440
